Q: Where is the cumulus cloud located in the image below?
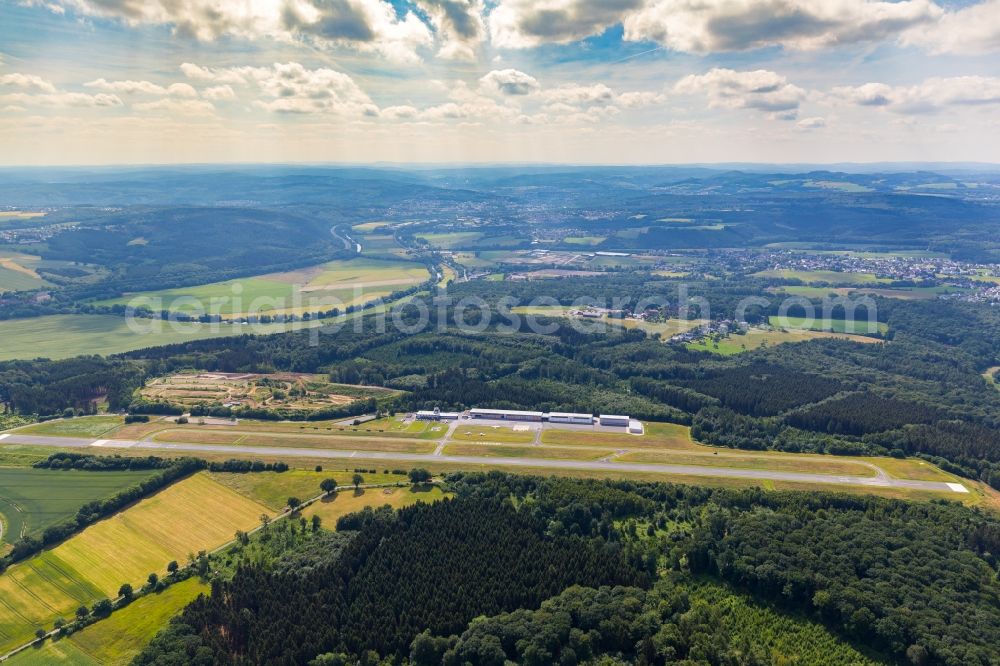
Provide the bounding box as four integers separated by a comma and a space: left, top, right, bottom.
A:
132, 98, 215, 115
478, 68, 540, 95
48, 0, 434, 62
490, 0, 642, 48
0, 73, 57, 93
416, 0, 486, 59
797, 116, 826, 129
490, 0, 941, 53
541, 83, 616, 105
616, 90, 666, 108
0, 91, 123, 108
903, 0, 1000, 54
623, 0, 941, 52
675, 68, 807, 118
84, 78, 198, 97
180, 63, 248, 85
202, 84, 236, 101
832, 76, 1000, 113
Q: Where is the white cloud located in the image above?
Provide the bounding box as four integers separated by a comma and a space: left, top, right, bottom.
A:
85, 78, 199, 97
380, 104, 420, 119
478, 68, 540, 95
180, 63, 248, 85
232, 62, 378, 116
0, 91, 123, 108
416, 0, 486, 59
675, 68, 806, 118
132, 98, 215, 115
489, 0, 941, 53
831, 76, 1000, 113
616, 90, 666, 108
490, 0, 641, 48
166, 82, 198, 98
623, 0, 941, 53
797, 116, 826, 129
179, 62, 375, 116
202, 84, 236, 101
903, 0, 1000, 54
541, 83, 615, 106
0, 73, 57, 93
50, 0, 435, 62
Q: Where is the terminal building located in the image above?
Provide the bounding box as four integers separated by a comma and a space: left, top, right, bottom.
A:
469, 408, 545, 422
415, 407, 461, 421
468, 408, 630, 428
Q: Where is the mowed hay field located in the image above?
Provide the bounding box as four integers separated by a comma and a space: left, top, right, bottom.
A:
93, 257, 429, 319
8, 577, 208, 666
0, 468, 153, 546
303, 485, 448, 527
210, 469, 411, 510
687, 327, 883, 355
0, 473, 268, 653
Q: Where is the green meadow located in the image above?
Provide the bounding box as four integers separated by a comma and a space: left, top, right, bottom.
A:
0, 468, 154, 546
0, 314, 294, 361
768, 315, 888, 335
93, 257, 428, 318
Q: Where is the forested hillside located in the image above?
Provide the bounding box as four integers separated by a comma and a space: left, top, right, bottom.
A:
134, 473, 1000, 665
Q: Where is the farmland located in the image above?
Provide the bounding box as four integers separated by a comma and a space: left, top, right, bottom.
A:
0, 467, 153, 546
688, 326, 883, 355
0, 472, 269, 653
0, 314, 295, 361
18, 417, 123, 438
753, 269, 890, 285
768, 315, 889, 335
302, 484, 448, 526
93, 257, 430, 319
8, 577, 208, 666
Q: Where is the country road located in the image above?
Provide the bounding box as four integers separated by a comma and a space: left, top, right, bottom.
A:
0, 433, 969, 494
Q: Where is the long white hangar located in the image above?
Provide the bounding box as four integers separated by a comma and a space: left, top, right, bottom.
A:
469, 408, 631, 427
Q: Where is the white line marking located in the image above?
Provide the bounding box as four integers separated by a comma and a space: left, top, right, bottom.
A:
0, 434, 9, 440
946, 483, 969, 493
91, 439, 109, 447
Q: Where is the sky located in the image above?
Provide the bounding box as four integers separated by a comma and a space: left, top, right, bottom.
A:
1, 0, 999, 165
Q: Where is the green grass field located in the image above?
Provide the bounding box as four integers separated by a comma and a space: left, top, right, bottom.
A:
753, 269, 890, 285
768, 315, 888, 335
687, 327, 883, 355
0, 468, 154, 546
415, 232, 484, 249
0, 252, 50, 293
303, 485, 447, 527
93, 257, 429, 319
211, 469, 409, 510
450, 426, 536, 444
9, 577, 208, 666
18, 417, 123, 438
0, 314, 298, 361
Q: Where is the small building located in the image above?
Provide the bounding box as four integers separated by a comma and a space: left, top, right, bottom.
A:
416, 407, 460, 421
547, 412, 594, 425
599, 414, 630, 427
470, 408, 545, 422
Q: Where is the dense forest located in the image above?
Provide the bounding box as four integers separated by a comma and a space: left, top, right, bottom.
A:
134, 472, 1000, 665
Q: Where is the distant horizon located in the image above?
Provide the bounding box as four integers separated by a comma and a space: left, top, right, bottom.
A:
3, 160, 1000, 173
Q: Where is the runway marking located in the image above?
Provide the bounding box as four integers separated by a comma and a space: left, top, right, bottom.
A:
0, 434, 9, 440
947, 483, 969, 493
91, 439, 109, 447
